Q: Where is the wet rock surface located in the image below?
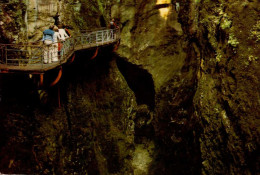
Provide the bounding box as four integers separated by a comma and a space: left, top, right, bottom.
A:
0, 50, 137, 174
0, 0, 259, 174
113, 0, 259, 174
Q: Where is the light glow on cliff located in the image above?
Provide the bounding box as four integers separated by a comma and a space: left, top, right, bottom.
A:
156, 0, 171, 19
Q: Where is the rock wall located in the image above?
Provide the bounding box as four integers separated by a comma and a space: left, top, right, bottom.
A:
112, 0, 260, 174
0, 0, 259, 174
193, 1, 260, 174
34, 53, 137, 175
0, 50, 138, 174
113, 0, 201, 174
0, 0, 112, 43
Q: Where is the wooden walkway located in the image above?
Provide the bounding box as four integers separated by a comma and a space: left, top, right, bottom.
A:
0, 28, 120, 73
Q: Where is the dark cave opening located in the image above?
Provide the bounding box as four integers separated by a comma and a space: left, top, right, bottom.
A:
116, 57, 155, 110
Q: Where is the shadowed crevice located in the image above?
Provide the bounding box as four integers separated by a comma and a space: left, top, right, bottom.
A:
116, 57, 155, 110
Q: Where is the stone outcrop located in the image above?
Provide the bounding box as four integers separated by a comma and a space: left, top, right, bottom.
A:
112, 0, 260, 174
0, 0, 259, 174
0, 0, 108, 43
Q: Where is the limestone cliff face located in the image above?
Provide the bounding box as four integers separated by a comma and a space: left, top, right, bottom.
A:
37, 55, 137, 175
0, 52, 138, 174
0, 0, 259, 175
112, 0, 260, 174
113, 1, 201, 174
0, 0, 109, 43
193, 1, 260, 174
114, 0, 186, 90
0, 0, 70, 42
1, 1, 138, 174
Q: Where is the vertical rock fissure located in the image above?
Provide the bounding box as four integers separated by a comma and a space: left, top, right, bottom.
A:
116, 57, 155, 110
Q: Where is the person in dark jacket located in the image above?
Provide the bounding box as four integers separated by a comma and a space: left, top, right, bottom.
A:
42, 25, 54, 63
110, 18, 116, 29
110, 18, 119, 39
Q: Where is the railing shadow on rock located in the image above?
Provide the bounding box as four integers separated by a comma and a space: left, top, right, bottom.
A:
0, 28, 120, 73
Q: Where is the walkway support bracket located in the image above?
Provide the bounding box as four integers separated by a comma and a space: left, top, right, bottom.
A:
39, 73, 44, 87
113, 40, 120, 52
67, 54, 75, 65
50, 66, 63, 87
91, 47, 99, 60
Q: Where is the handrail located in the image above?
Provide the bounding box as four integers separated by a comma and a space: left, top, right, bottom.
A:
0, 28, 120, 72
80, 27, 107, 33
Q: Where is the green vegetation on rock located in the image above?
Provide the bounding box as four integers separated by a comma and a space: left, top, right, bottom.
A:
228, 33, 239, 47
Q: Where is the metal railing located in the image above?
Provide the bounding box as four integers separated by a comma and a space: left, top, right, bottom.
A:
0, 28, 120, 70
0, 44, 44, 66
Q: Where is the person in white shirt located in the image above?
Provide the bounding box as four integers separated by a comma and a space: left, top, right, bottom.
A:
52, 25, 61, 62
42, 25, 54, 63
58, 24, 69, 41
57, 24, 69, 57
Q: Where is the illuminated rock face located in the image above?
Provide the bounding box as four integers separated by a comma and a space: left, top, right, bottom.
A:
0, 0, 105, 43
26, 0, 60, 41
113, 0, 184, 90
0, 0, 259, 175
156, 0, 171, 19
0, 0, 62, 42
112, 0, 260, 174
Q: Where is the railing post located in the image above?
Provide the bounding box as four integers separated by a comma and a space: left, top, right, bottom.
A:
41, 45, 44, 69
102, 30, 104, 44
81, 35, 83, 46
112, 29, 114, 40
64, 41, 66, 59
5, 46, 7, 65
96, 31, 98, 46
28, 46, 32, 65
0, 45, 4, 64
0, 45, 1, 62
73, 37, 75, 51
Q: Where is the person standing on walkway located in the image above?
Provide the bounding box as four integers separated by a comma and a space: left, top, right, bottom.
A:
109, 18, 119, 39
110, 18, 115, 39
52, 25, 61, 62
110, 18, 116, 29
58, 24, 69, 57
58, 24, 69, 41
42, 25, 54, 63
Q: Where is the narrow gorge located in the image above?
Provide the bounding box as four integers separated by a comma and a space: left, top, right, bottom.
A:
0, 0, 259, 175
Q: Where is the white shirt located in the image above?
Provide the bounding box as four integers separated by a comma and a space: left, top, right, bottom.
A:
53, 32, 61, 43
58, 29, 69, 41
